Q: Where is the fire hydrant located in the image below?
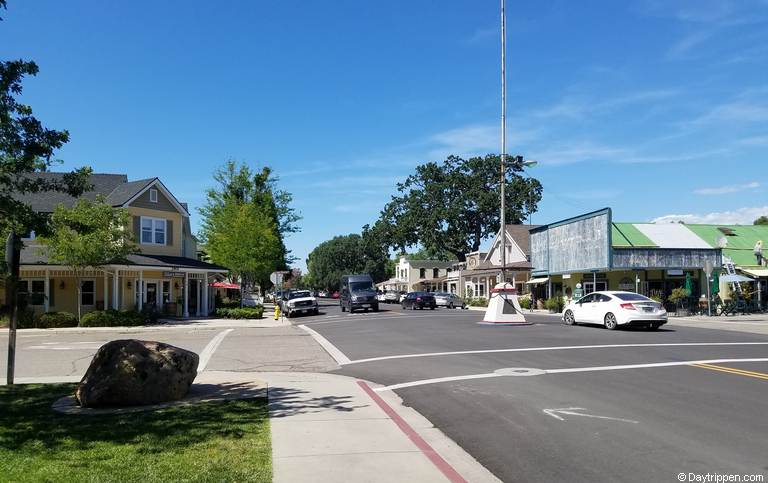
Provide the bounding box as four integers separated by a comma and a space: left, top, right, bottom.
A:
274, 304, 281, 320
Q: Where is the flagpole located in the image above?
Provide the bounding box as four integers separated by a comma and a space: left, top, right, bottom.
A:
500, 0, 507, 285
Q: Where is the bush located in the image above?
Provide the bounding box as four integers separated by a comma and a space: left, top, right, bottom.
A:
467, 297, 488, 307
215, 306, 264, 319
545, 296, 565, 313
519, 295, 531, 310
79, 310, 147, 327
36, 312, 78, 328
1, 307, 36, 328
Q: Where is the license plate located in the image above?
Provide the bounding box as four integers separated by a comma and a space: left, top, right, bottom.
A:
643, 307, 654, 312
361, 304, 370, 308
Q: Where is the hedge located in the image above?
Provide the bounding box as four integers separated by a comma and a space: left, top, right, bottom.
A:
467, 297, 489, 307
79, 310, 146, 327
215, 306, 264, 319
37, 312, 78, 328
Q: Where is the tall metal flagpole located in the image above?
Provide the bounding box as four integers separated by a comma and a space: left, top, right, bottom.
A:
500, 0, 507, 285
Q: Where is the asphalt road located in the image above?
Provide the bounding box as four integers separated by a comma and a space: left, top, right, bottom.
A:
300, 300, 768, 483
2, 298, 766, 482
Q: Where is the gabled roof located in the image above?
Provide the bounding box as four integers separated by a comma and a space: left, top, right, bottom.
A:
12, 172, 190, 216
105, 178, 156, 205
13, 173, 128, 212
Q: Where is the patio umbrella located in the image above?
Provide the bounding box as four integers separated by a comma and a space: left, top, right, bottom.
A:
685, 272, 693, 295
711, 271, 720, 295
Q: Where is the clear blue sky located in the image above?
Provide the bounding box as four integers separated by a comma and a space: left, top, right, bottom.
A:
2, 1, 767, 270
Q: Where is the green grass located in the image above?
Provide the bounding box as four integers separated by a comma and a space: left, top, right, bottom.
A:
0, 384, 271, 482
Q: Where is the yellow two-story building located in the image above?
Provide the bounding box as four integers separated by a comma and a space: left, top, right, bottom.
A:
2, 172, 227, 318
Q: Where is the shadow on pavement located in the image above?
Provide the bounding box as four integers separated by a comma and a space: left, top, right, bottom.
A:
268, 386, 367, 418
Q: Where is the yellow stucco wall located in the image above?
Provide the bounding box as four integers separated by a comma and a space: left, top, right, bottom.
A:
128, 206, 183, 257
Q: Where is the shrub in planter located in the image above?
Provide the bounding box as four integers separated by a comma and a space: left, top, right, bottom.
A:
36, 311, 78, 328
544, 296, 565, 313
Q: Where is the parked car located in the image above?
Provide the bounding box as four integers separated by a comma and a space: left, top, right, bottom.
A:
401, 291, 437, 310
340, 274, 379, 313
562, 291, 667, 330
318, 290, 328, 298
399, 291, 407, 303
376, 291, 387, 302
282, 290, 319, 317
433, 292, 466, 309
384, 291, 400, 303
331, 291, 340, 299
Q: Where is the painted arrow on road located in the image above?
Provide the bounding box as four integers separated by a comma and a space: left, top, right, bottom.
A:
543, 407, 639, 424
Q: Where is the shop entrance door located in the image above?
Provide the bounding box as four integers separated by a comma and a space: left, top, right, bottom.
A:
584, 281, 607, 294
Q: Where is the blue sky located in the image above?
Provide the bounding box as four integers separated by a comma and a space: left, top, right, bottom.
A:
2, 1, 767, 270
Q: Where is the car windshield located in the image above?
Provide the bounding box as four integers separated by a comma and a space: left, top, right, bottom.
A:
614, 293, 652, 302
434, 292, 450, 296
350, 281, 373, 291
289, 291, 311, 299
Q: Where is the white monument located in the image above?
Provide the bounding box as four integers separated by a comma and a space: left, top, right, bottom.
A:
479, 282, 531, 326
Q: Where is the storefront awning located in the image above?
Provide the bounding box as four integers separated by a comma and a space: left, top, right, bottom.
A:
721, 274, 754, 283
525, 277, 549, 285
210, 282, 241, 289
742, 268, 768, 278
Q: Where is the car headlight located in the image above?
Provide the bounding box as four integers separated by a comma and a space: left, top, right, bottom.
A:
287, 301, 296, 307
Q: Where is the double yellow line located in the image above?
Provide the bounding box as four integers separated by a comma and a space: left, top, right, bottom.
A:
691, 363, 768, 381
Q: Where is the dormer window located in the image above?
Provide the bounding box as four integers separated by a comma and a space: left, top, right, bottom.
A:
149, 189, 158, 203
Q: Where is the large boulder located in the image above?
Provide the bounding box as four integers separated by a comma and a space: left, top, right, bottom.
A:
76, 339, 199, 407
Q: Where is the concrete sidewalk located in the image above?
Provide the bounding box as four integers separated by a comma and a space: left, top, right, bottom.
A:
669, 313, 768, 335
262, 372, 499, 483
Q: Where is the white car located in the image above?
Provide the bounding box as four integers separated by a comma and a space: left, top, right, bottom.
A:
562, 291, 667, 330
283, 290, 319, 317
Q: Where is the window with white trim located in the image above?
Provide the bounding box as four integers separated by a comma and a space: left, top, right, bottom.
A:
149, 188, 158, 203
141, 216, 166, 245
18, 280, 45, 306
81, 280, 95, 306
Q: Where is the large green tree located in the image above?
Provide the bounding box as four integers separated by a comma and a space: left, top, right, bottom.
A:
754, 216, 768, 226
306, 234, 390, 291
199, 160, 300, 290
39, 198, 137, 320
1, 6, 91, 269
375, 154, 542, 261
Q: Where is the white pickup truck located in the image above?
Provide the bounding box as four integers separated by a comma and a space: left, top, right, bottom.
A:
282, 290, 319, 317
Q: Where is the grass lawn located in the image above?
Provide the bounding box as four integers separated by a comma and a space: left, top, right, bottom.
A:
0, 384, 271, 482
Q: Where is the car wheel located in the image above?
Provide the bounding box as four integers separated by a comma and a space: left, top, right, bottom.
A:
604, 312, 618, 330
448, 302, 454, 309
373, 305, 379, 312
401, 303, 406, 310
313, 308, 319, 315
563, 310, 576, 326
412, 304, 417, 311
430, 306, 435, 310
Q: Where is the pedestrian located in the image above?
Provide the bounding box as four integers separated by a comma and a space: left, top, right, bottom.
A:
755, 240, 764, 266
530, 291, 536, 312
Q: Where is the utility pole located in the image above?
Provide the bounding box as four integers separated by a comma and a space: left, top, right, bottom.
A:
5, 232, 21, 385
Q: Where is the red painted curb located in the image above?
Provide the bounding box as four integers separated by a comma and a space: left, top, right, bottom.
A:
357, 380, 468, 483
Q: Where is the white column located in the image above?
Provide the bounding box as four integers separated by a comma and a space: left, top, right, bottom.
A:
44, 270, 50, 312
196, 279, 203, 316
183, 272, 189, 318
113, 269, 119, 310
202, 272, 209, 316
138, 272, 144, 310
103, 271, 109, 310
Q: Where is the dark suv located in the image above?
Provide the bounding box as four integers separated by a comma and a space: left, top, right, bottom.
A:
401, 292, 436, 310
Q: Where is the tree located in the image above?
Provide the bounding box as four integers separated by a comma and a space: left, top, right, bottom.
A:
306, 234, 389, 291
199, 161, 298, 292
374, 154, 542, 261
203, 200, 283, 301
1, 48, 91, 269
754, 216, 768, 225
39, 198, 137, 321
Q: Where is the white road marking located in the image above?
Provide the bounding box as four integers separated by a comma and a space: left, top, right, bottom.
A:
347, 342, 768, 365
197, 329, 234, 372
373, 357, 768, 392
542, 407, 639, 424
298, 324, 351, 365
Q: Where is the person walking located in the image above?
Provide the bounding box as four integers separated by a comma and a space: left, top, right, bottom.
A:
755, 240, 764, 266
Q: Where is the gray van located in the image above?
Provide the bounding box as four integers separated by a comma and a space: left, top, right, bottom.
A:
340, 274, 379, 313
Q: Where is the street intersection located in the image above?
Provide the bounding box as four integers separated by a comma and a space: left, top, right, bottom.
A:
2, 299, 767, 482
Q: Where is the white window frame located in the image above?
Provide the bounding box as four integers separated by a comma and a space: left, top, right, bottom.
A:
140, 216, 167, 245
81, 279, 96, 306
149, 188, 158, 203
